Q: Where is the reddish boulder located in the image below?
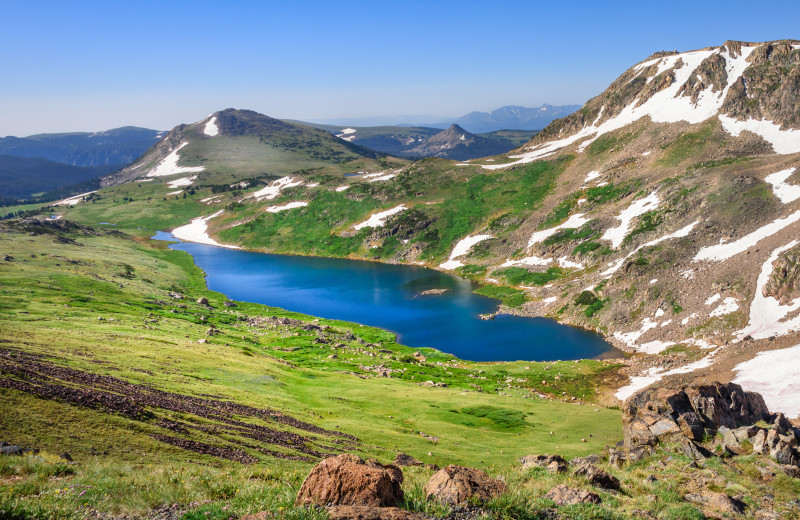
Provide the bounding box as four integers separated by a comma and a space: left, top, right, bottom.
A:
295, 454, 403, 507
425, 465, 507, 505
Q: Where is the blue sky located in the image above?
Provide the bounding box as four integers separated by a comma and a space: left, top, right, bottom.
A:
3, 0, 799, 135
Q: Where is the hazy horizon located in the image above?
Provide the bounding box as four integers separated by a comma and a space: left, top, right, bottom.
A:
3, 0, 799, 136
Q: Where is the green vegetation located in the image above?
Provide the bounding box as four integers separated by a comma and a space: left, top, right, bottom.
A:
474, 285, 527, 307
496, 267, 565, 286
586, 181, 636, 205
657, 121, 716, 167
623, 210, 664, 244
543, 223, 597, 245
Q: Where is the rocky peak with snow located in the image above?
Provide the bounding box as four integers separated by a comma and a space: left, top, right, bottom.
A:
404, 124, 511, 161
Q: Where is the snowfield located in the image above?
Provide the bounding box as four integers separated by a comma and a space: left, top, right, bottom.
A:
616, 347, 722, 401
166, 175, 197, 188
147, 142, 205, 177
765, 167, 800, 203
733, 344, 800, 418
55, 191, 97, 206
601, 192, 660, 249
601, 220, 698, 278
248, 177, 304, 201
204, 116, 219, 137
527, 214, 590, 247
353, 204, 407, 230
693, 211, 800, 262
171, 211, 240, 249
719, 115, 800, 155
440, 234, 493, 270
266, 201, 308, 213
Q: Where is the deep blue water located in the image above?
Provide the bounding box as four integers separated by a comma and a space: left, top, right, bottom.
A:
154, 231, 616, 362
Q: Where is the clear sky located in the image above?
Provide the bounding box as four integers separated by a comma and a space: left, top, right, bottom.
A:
3, 0, 799, 136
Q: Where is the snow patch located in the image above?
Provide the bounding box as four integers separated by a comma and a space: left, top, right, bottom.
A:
340, 128, 356, 135
527, 214, 590, 247
542, 296, 558, 304
557, 257, 583, 269
733, 344, 800, 418
705, 293, 721, 306
710, 297, 739, 317
335, 185, 349, 192
440, 234, 493, 270
354, 204, 407, 230
719, 115, 800, 155
204, 116, 219, 137
583, 171, 601, 183
248, 177, 303, 201
500, 256, 552, 267
266, 201, 308, 213
147, 142, 205, 177
615, 347, 722, 401
171, 211, 240, 249
694, 211, 800, 262
55, 191, 97, 205
166, 190, 183, 196
167, 175, 197, 188
765, 167, 800, 204
601, 192, 660, 249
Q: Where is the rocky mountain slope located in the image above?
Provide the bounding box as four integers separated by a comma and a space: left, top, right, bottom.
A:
104, 108, 383, 187
61, 40, 800, 420
0, 126, 163, 167
401, 125, 515, 160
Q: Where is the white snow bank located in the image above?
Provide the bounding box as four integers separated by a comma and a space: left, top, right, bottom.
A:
55, 191, 97, 205
710, 297, 739, 317
365, 173, 396, 182
167, 175, 197, 188
500, 256, 552, 267
694, 211, 800, 262
354, 204, 407, 230
440, 234, 493, 270
147, 142, 205, 177
204, 116, 219, 137
615, 347, 722, 401
736, 240, 800, 340
266, 201, 308, 213
557, 257, 584, 269
601, 192, 660, 249
335, 185, 349, 192
765, 167, 800, 204
600, 220, 698, 280
527, 214, 590, 248
719, 115, 800, 155
166, 190, 183, 196
248, 177, 304, 201
733, 344, 800, 418
340, 128, 356, 135
613, 318, 659, 351
583, 171, 601, 183
705, 293, 721, 305
171, 211, 240, 249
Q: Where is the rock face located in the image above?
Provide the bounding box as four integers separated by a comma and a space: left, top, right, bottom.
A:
572, 463, 621, 490
624, 382, 800, 472
544, 484, 601, 505
520, 454, 568, 473
424, 465, 507, 505
763, 245, 800, 303
295, 454, 404, 508
623, 382, 771, 448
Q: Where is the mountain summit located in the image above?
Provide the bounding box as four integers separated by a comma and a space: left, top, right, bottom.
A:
403, 124, 513, 160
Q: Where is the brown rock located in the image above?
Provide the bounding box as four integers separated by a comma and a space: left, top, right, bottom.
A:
425, 465, 507, 505
239, 512, 271, 520
520, 454, 567, 473
572, 463, 621, 490
544, 484, 601, 505
685, 491, 745, 515
196, 297, 209, 305
295, 454, 403, 507
394, 453, 423, 467
327, 506, 427, 520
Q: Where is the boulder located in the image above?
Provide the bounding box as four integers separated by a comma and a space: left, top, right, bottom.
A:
681, 438, 712, 461
520, 454, 567, 473
0, 445, 23, 456
295, 454, 403, 507
572, 463, 621, 490
196, 297, 209, 305
685, 491, 746, 515
544, 484, 601, 505
425, 465, 507, 505
569, 454, 600, 466
394, 453, 423, 467
327, 506, 427, 520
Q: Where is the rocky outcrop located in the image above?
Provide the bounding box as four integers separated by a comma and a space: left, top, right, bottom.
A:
624, 382, 800, 474
519, 454, 567, 473
424, 465, 507, 505
393, 453, 423, 467
572, 463, 621, 490
685, 491, 746, 515
544, 484, 601, 505
763, 244, 800, 303
295, 454, 404, 508
623, 382, 771, 448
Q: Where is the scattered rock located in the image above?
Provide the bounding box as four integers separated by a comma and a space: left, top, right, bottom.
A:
425, 465, 507, 505
570, 454, 600, 466
327, 506, 427, 520
295, 454, 404, 507
544, 484, 601, 505
394, 453, 423, 467
520, 454, 567, 473
685, 491, 746, 515
196, 297, 209, 306
572, 463, 621, 490
0, 445, 23, 456
59, 452, 73, 461
681, 437, 712, 461
223, 300, 237, 307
